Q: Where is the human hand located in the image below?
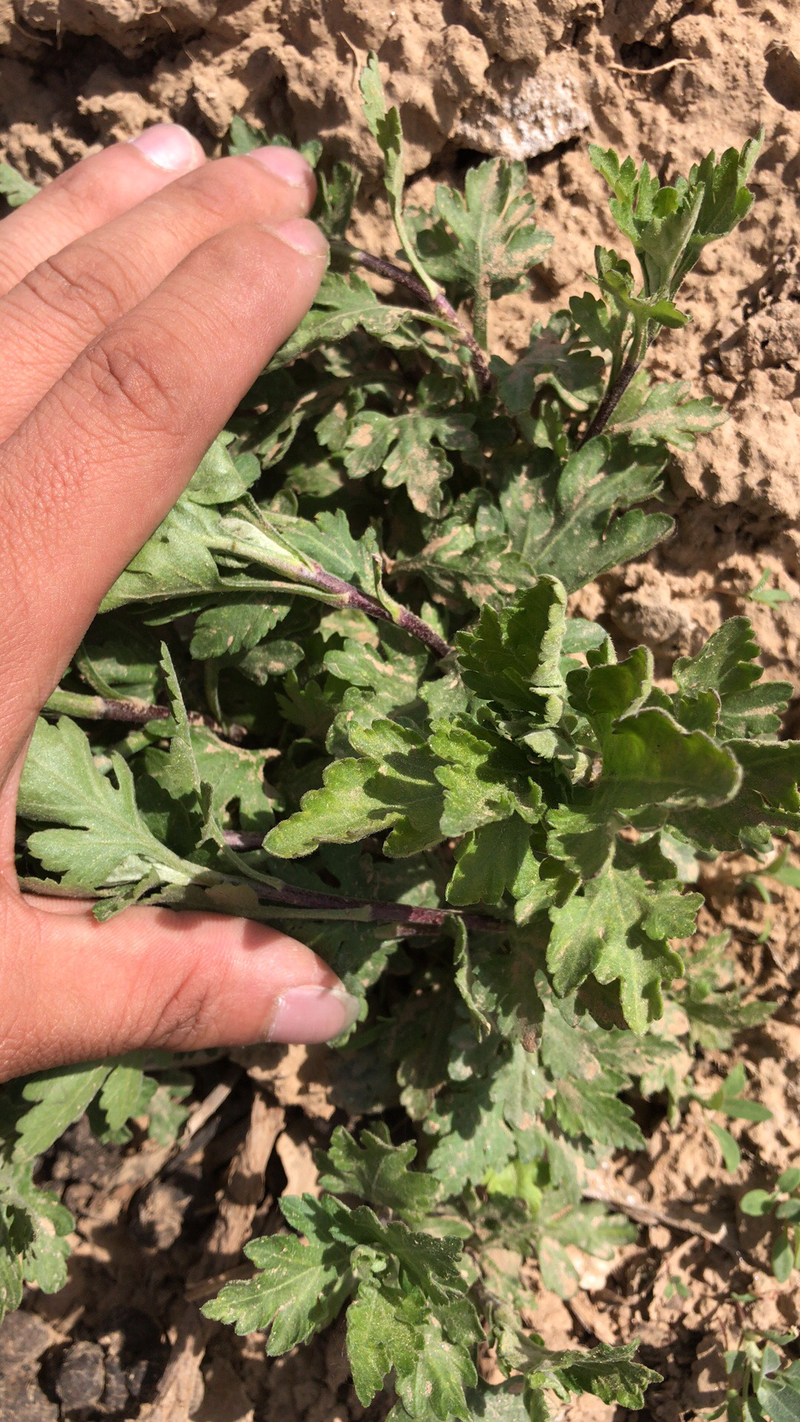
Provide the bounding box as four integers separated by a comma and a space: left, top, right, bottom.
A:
0, 124, 359, 1082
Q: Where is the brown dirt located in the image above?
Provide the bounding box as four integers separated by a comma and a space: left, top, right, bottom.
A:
2, 2, 800, 1419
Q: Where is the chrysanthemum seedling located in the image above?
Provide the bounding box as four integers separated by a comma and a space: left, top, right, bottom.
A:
4, 60, 785, 1420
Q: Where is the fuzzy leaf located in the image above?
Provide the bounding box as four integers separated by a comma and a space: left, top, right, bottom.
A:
612, 379, 725, 449
344, 408, 477, 515
13, 1064, 110, 1159
421, 158, 552, 297
524, 438, 673, 591
98, 1064, 157, 1133
101, 492, 232, 610
538, 991, 645, 1150
427, 1045, 543, 1190
757, 1369, 800, 1422
347, 1281, 421, 1406
448, 816, 536, 906
599, 708, 742, 811
270, 273, 449, 368
590, 136, 760, 299
18, 716, 187, 889
396, 1315, 477, 1420
266, 720, 443, 859
0, 1159, 72, 1323
190, 595, 292, 659
203, 1229, 352, 1349
432, 718, 542, 836
674, 618, 791, 738
456, 581, 566, 723
548, 868, 699, 1031
519, 1337, 660, 1410
316, 1124, 440, 1220
494, 314, 604, 415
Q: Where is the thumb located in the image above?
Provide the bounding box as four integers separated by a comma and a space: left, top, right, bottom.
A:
1, 895, 359, 1082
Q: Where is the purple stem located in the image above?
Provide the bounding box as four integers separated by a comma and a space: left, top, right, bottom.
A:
223, 830, 265, 851
16, 827, 505, 932
308, 564, 452, 658
218, 833, 505, 931
577, 352, 640, 449
247, 876, 507, 933
354, 249, 493, 394
45, 691, 247, 744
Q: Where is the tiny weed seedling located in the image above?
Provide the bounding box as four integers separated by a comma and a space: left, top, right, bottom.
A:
747, 570, 792, 608
2, 57, 791, 1421
708, 1325, 800, 1422
741, 1168, 800, 1283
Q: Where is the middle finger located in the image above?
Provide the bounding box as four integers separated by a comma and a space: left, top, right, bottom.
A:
0, 146, 316, 436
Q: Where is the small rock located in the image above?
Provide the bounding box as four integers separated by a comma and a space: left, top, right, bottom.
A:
0, 1311, 57, 1372
99, 1355, 130, 1415
130, 1177, 193, 1249
454, 57, 590, 160
98, 1305, 169, 1403
611, 591, 693, 649
0, 1375, 58, 1422
55, 1341, 105, 1412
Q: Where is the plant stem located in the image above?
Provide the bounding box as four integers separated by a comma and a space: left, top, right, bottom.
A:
577, 316, 661, 448
308, 564, 453, 657
471, 275, 491, 353
44, 689, 247, 743
223, 830, 265, 850
212, 531, 453, 659
353, 248, 493, 394
16, 840, 506, 934
576, 351, 640, 448
236, 874, 507, 933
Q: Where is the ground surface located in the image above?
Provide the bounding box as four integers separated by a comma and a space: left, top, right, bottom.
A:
1, 2, 800, 1419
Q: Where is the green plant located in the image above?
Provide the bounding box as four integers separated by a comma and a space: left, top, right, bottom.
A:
663, 1274, 690, 1302
2, 58, 785, 1419
747, 570, 792, 608
0, 1052, 192, 1320
741, 1169, 800, 1283
708, 1323, 800, 1422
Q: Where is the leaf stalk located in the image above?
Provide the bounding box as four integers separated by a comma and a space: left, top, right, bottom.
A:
351, 248, 493, 393
44, 689, 247, 744
211, 530, 453, 659
224, 871, 507, 933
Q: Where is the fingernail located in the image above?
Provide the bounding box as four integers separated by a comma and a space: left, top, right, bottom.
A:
267, 216, 329, 258
129, 123, 201, 172
266, 984, 359, 1043
247, 145, 314, 189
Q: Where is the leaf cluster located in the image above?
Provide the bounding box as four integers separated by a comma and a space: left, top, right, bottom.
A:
204, 1123, 658, 1421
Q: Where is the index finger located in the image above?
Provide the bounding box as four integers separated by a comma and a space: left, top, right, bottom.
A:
0, 215, 327, 771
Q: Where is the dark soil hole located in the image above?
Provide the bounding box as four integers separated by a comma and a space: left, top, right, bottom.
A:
618, 41, 668, 71
765, 43, 800, 111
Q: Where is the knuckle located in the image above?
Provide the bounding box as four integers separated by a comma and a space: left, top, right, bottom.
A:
80, 330, 179, 432
19, 248, 132, 332
140, 964, 223, 1052
181, 161, 249, 225
48, 157, 118, 228
177, 149, 310, 236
